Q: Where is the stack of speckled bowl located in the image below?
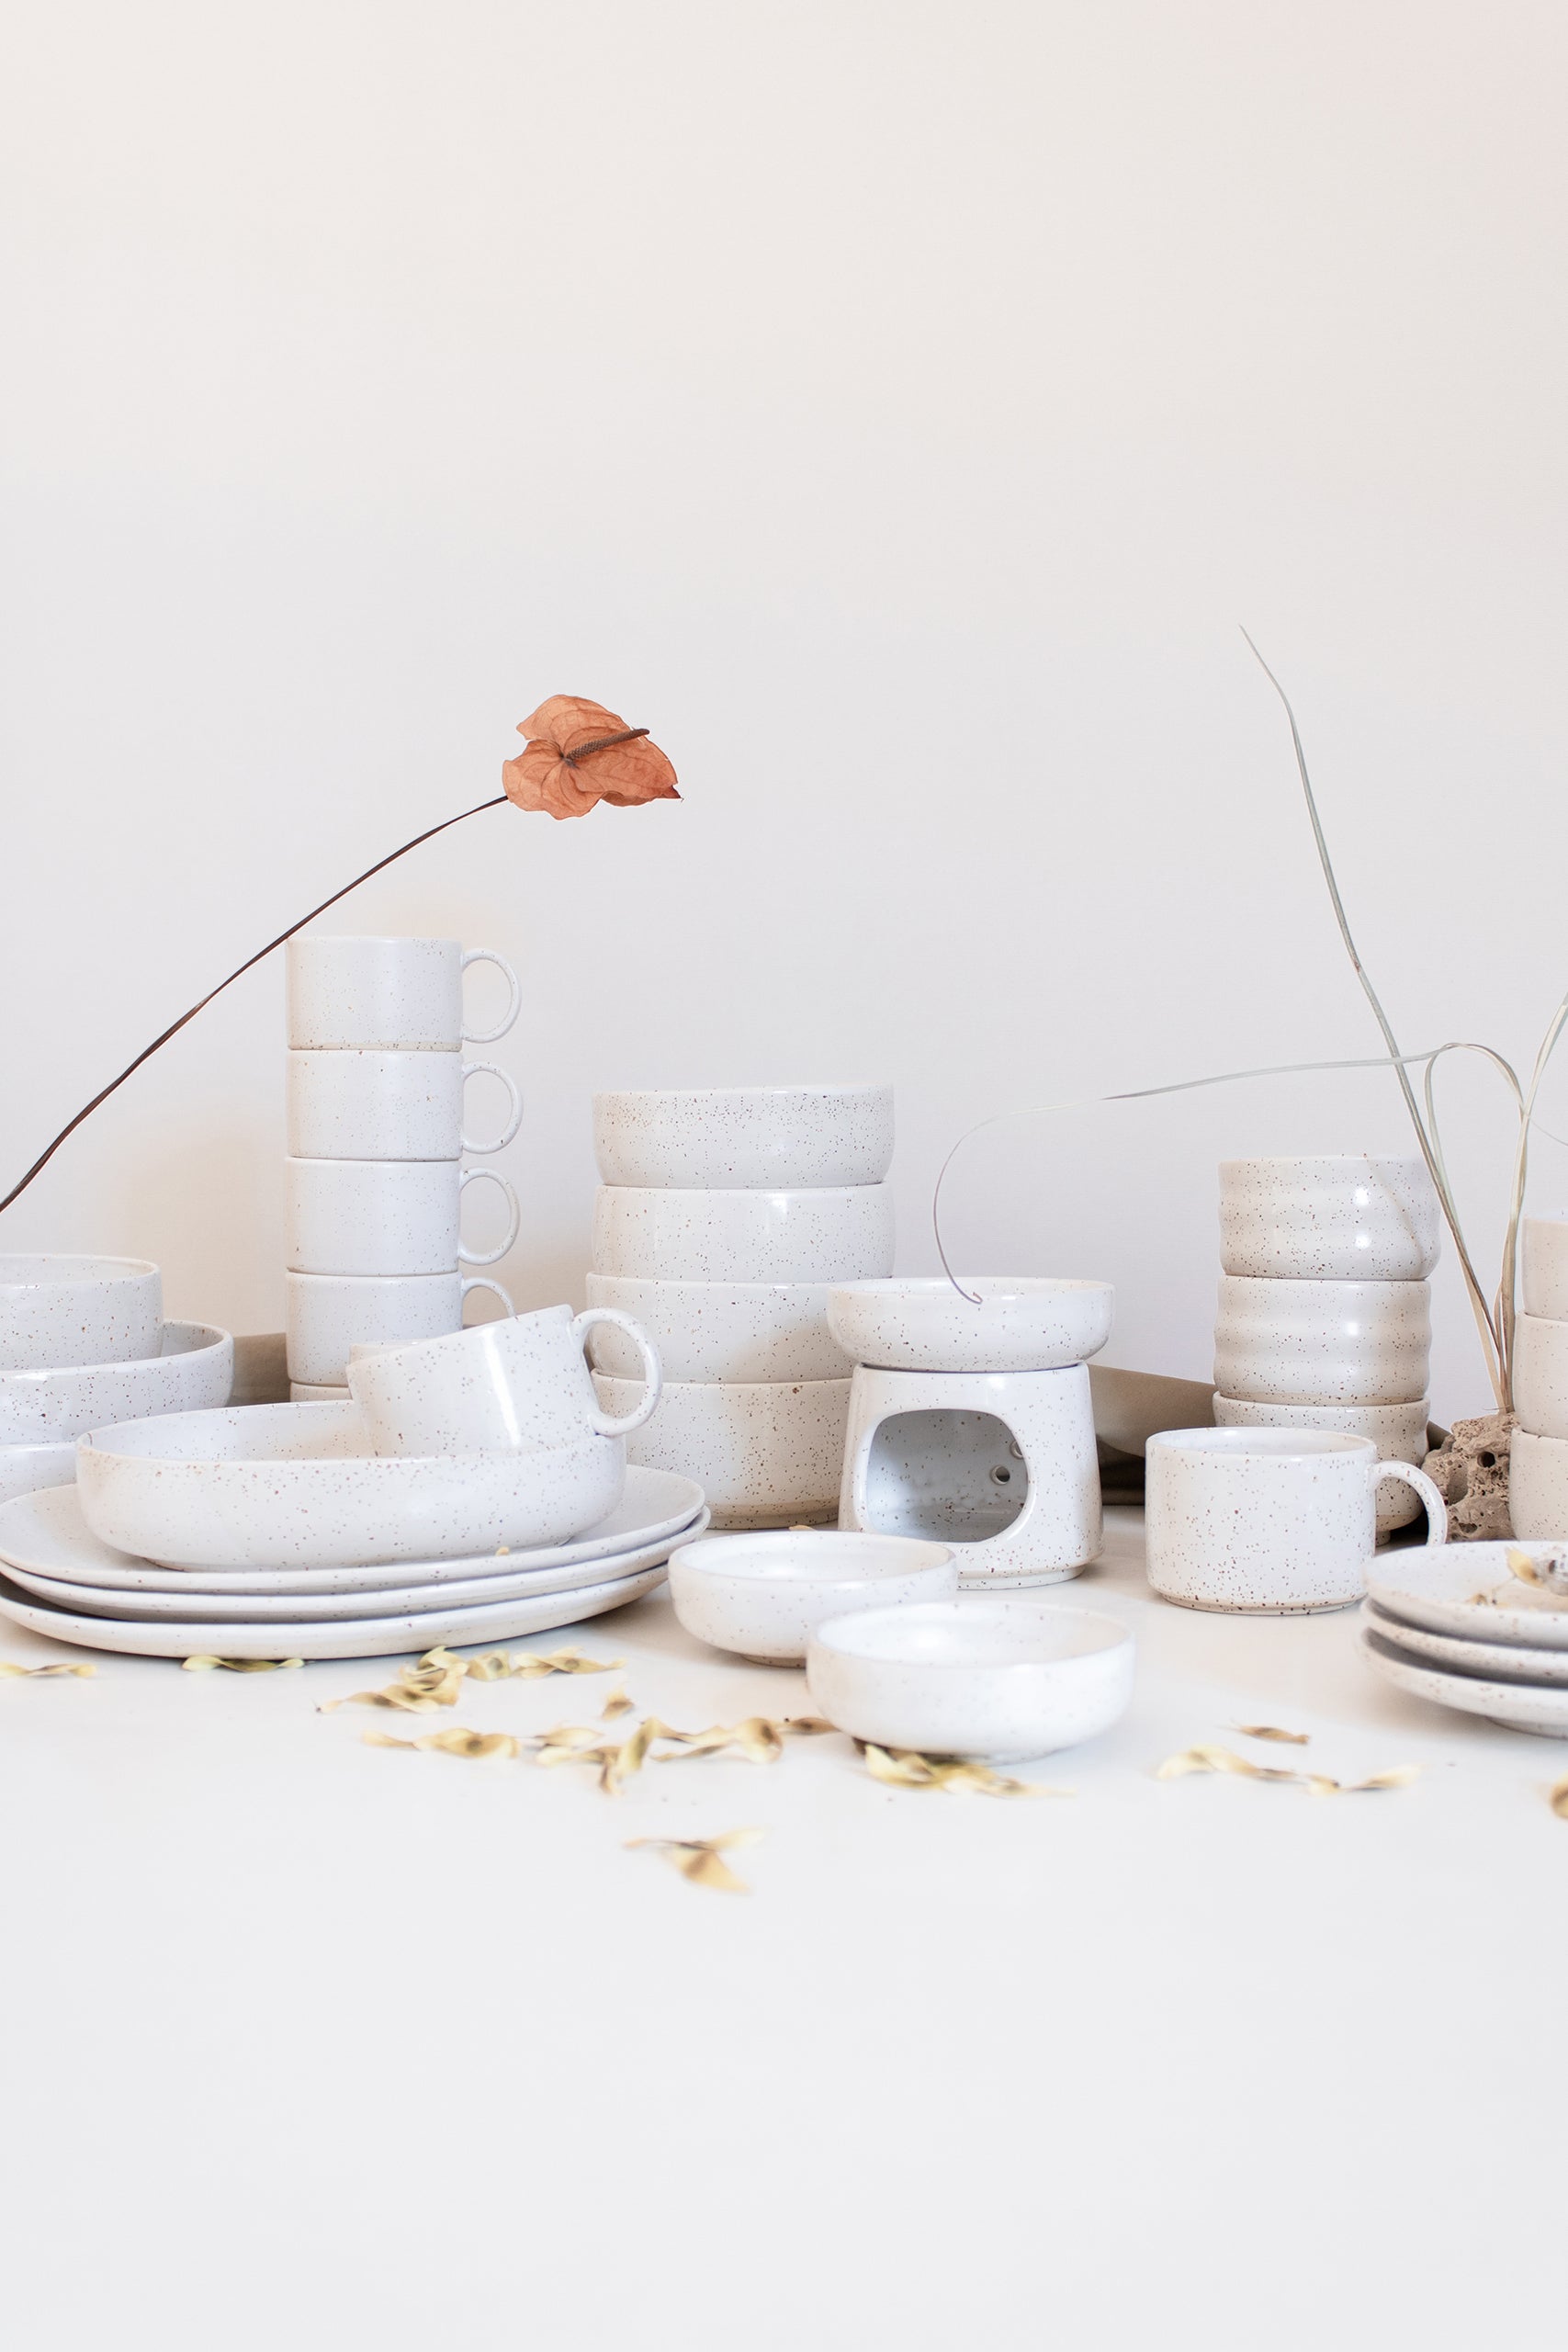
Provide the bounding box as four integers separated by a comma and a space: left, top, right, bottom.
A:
587, 1086, 895, 1527
1510, 1218, 1568, 1537
1211, 1157, 1440, 1534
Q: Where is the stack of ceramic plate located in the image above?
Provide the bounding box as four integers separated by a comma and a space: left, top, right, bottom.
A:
0, 1254, 233, 1505
1361, 1541, 1568, 1735
0, 1400, 705, 1661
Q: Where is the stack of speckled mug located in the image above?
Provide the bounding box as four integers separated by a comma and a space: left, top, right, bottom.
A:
585, 1085, 896, 1527
1212, 1156, 1439, 1534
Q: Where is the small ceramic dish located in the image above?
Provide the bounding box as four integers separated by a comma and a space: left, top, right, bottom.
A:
1366, 1538, 1568, 1647
591, 1184, 895, 1283
1361, 1598, 1568, 1689
1218, 1157, 1440, 1282
0, 1319, 233, 1445
668, 1530, 956, 1663
1508, 1430, 1568, 1542
584, 1273, 852, 1382
0, 1254, 163, 1372
0, 1441, 75, 1507
827, 1277, 1113, 1373
593, 1372, 850, 1527
592, 1084, 895, 1190
1359, 1622, 1568, 1737
806, 1600, 1135, 1761
1213, 1274, 1431, 1406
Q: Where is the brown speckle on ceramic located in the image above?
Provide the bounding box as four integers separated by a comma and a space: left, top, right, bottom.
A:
1213, 1274, 1431, 1407
584, 1274, 852, 1382
592, 1085, 894, 1190
0, 1320, 233, 1445
591, 1184, 895, 1284
0, 1255, 164, 1373
1211, 1392, 1431, 1532
1217, 1156, 1440, 1282
593, 1372, 851, 1528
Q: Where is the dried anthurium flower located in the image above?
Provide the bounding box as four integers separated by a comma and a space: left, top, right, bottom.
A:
502, 696, 680, 822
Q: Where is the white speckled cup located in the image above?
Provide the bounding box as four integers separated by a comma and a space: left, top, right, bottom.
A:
1210, 1393, 1431, 1532
592, 1185, 895, 1283
283, 1158, 520, 1276
1218, 1157, 1441, 1281
1513, 1314, 1568, 1443
592, 1372, 851, 1528
286, 936, 519, 1050
1145, 1426, 1446, 1613
592, 1085, 894, 1189
287, 1050, 523, 1159
1213, 1275, 1431, 1406
1523, 1220, 1568, 1324
285, 1270, 514, 1386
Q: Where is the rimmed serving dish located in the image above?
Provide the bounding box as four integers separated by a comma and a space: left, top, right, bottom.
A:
0, 1319, 233, 1444
827, 1277, 1114, 1373
668, 1529, 956, 1663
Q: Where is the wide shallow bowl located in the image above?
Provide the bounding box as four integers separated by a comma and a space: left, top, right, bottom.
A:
1513, 1315, 1568, 1443
591, 1185, 895, 1283
827, 1277, 1113, 1374
0, 1442, 76, 1507
594, 1373, 850, 1528
1511, 1429, 1568, 1541
75, 1401, 626, 1569
1362, 1598, 1568, 1688
592, 1084, 895, 1190
1359, 1622, 1568, 1737
0, 1319, 233, 1445
1213, 1274, 1430, 1406
1523, 1218, 1568, 1323
0, 1255, 163, 1372
584, 1274, 850, 1382
668, 1529, 956, 1662
1366, 1538, 1568, 1647
1212, 1392, 1430, 1531
1218, 1157, 1440, 1282
807, 1600, 1134, 1761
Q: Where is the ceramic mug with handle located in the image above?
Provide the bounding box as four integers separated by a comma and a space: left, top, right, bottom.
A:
286, 935, 521, 1051
283, 1159, 520, 1277
347, 1304, 663, 1455
286, 1050, 523, 1159
285, 1269, 514, 1387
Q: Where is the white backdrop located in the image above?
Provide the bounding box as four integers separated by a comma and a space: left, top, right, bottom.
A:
3, 0, 1565, 1419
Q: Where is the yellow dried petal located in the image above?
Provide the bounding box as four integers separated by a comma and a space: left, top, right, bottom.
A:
417, 1727, 522, 1760
1550, 1774, 1568, 1821
783, 1717, 835, 1737
600, 1685, 634, 1721
183, 1656, 302, 1672
626, 1828, 763, 1893
0, 1658, 95, 1679
1344, 1766, 1420, 1792
1236, 1724, 1310, 1745
507, 1646, 623, 1679
861, 1743, 1063, 1796
1156, 1745, 1297, 1782
655, 1716, 786, 1766
1507, 1547, 1546, 1587
464, 1651, 514, 1682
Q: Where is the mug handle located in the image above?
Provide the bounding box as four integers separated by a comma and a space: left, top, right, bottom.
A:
460, 1060, 524, 1154
1374, 1459, 1449, 1545
572, 1307, 662, 1436
461, 948, 522, 1045
457, 1169, 521, 1267
460, 1274, 514, 1322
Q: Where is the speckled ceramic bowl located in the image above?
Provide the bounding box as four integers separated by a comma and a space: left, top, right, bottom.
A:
1510, 1429, 1568, 1541
0, 1320, 233, 1445
584, 1274, 851, 1382
806, 1600, 1135, 1762
1514, 1315, 1568, 1443
592, 1085, 895, 1190
593, 1371, 851, 1527
1522, 1219, 1568, 1323
1218, 1157, 1440, 1282
0, 1255, 163, 1372
1213, 1275, 1431, 1406
668, 1529, 957, 1662
827, 1277, 1113, 1373
1211, 1393, 1431, 1531
591, 1185, 895, 1284
75, 1401, 625, 1569
0, 1441, 76, 1506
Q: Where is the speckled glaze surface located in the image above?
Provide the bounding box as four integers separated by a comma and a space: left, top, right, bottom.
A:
1513, 1315, 1568, 1442
1509, 1429, 1568, 1540
0, 1255, 163, 1372
1522, 1218, 1568, 1323
1366, 1543, 1568, 1646
1359, 1622, 1568, 1736
1361, 1597, 1568, 1687
0, 1442, 75, 1505
667, 1529, 957, 1662
806, 1600, 1135, 1762
592, 1084, 895, 1190
283, 1157, 519, 1276
1145, 1427, 1446, 1613
584, 1273, 850, 1382
287, 1049, 523, 1160
592, 1184, 895, 1283
594, 1371, 850, 1528
827, 1278, 1114, 1374
1213, 1274, 1431, 1406
285, 935, 520, 1050
1218, 1156, 1440, 1282
349, 1305, 661, 1453
1211, 1392, 1430, 1532
0, 1319, 233, 1444
840, 1363, 1101, 1588
285, 1269, 513, 1385
75, 1401, 626, 1569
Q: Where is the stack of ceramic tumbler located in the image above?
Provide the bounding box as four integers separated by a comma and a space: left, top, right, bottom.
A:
284, 935, 523, 1396
585, 1085, 896, 1526
1510, 1218, 1568, 1536
1212, 1156, 1439, 1533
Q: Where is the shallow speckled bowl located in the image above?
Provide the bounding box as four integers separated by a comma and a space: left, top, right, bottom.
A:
828, 1278, 1113, 1373
1218, 1157, 1440, 1282
593, 1371, 851, 1528
668, 1529, 956, 1662
592, 1185, 894, 1283
0, 1320, 233, 1445
806, 1600, 1135, 1762
592, 1085, 894, 1190
0, 1255, 163, 1372
584, 1274, 850, 1382
1213, 1274, 1430, 1406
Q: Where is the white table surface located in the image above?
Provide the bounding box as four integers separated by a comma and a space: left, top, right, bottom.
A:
6, 1501, 1566, 2351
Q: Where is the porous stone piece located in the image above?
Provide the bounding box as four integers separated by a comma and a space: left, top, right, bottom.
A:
1423, 1410, 1515, 1542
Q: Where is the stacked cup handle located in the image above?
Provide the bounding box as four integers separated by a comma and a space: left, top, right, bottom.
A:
573, 1308, 662, 1435
457, 1168, 522, 1267
459, 1061, 524, 1154
461, 949, 523, 1045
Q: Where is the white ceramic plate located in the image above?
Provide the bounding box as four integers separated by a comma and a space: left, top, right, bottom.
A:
0, 1561, 668, 1662
1359, 1623, 1568, 1736
1362, 1599, 1568, 1689
0, 1469, 704, 1596
4, 1512, 708, 1624
1366, 1541, 1568, 1650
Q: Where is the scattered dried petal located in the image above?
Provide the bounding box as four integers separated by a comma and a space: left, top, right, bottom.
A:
1551, 1774, 1568, 1821
600, 1685, 634, 1722
320, 1645, 469, 1713
1235, 1724, 1310, 1745
184, 1656, 302, 1673
625, 1828, 762, 1894
862, 1744, 1068, 1797
0, 1658, 95, 1679
1507, 1547, 1546, 1587
1161, 1745, 1417, 1795
365, 1726, 522, 1761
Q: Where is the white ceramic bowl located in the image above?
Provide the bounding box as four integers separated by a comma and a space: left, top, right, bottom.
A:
592, 1185, 895, 1283
1218, 1157, 1441, 1282
0, 1255, 163, 1372
668, 1529, 957, 1662
75, 1401, 626, 1569
1523, 1218, 1568, 1323
593, 1372, 851, 1527
592, 1084, 895, 1190
806, 1600, 1135, 1762
583, 1273, 851, 1382
1511, 1428, 1568, 1541
1211, 1393, 1430, 1531
1213, 1274, 1430, 1406
1514, 1313, 1568, 1442
0, 1320, 233, 1445
827, 1277, 1113, 1374
0, 1441, 76, 1506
